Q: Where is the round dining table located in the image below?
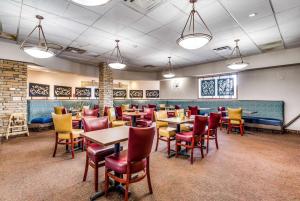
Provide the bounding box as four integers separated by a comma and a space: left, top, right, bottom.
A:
122, 111, 147, 127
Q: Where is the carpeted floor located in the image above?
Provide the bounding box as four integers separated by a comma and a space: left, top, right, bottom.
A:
0, 130, 299, 201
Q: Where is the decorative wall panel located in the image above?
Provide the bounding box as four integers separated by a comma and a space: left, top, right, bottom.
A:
29, 83, 50, 97
113, 89, 127, 98
129, 90, 143, 98
146, 90, 159, 98
217, 78, 234, 96
200, 79, 215, 96
54, 85, 72, 97
95, 88, 99, 98
75, 87, 91, 97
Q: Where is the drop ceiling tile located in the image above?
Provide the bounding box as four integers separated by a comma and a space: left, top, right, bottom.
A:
276, 7, 300, 39
116, 27, 145, 40
248, 26, 281, 45
130, 16, 162, 33
146, 2, 182, 25
23, 0, 69, 16
93, 18, 126, 34
271, 0, 300, 13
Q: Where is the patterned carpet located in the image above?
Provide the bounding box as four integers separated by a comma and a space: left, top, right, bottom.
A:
0, 130, 299, 201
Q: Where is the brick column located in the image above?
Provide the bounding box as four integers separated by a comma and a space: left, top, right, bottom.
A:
0, 59, 27, 137
98, 62, 113, 116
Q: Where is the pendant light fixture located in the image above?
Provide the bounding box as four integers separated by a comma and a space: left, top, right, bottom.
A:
163, 57, 175, 78
177, 0, 212, 50
108, 40, 126, 70
72, 0, 111, 6
227, 39, 249, 70
20, 15, 54, 59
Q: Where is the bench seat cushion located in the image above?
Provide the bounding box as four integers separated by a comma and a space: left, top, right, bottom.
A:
31, 117, 53, 124
243, 116, 282, 126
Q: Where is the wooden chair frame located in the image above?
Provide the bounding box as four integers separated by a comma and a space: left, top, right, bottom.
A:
227, 119, 244, 136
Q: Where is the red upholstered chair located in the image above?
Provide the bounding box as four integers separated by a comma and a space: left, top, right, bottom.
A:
82, 117, 116, 192
218, 106, 228, 130
148, 104, 157, 111
136, 108, 154, 127
115, 106, 131, 122
204, 113, 221, 154
105, 127, 155, 201
175, 116, 208, 164
83, 108, 99, 117
141, 105, 147, 112
103, 106, 110, 116
130, 104, 139, 109
188, 106, 199, 115
94, 105, 99, 109
167, 111, 176, 118
175, 105, 181, 109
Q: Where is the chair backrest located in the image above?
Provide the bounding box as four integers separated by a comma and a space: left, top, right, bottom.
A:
115, 106, 122, 118
218, 106, 226, 117
228, 108, 242, 120
148, 104, 157, 110
141, 105, 147, 111
127, 127, 155, 162
130, 104, 139, 109
175, 105, 181, 109
103, 106, 110, 116
208, 113, 221, 130
193, 115, 208, 136
144, 108, 154, 121
54, 106, 66, 115
82, 117, 108, 132
108, 108, 117, 122
188, 106, 198, 115
94, 105, 99, 109
121, 104, 129, 112
167, 111, 176, 118
83, 105, 90, 110
52, 113, 72, 133
83, 108, 99, 117
175, 109, 185, 118
154, 110, 168, 121
159, 104, 166, 109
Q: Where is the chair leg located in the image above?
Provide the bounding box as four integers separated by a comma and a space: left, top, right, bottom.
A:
104, 167, 109, 196
167, 138, 171, 158
83, 152, 89, 182
215, 133, 219, 149
206, 133, 210, 154
124, 175, 130, 201
240, 125, 244, 136
146, 157, 153, 194
155, 130, 159, 152
66, 139, 69, 151
200, 140, 204, 158
53, 133, 58, 157
175, 140, 179, 158
71, 138, 75, 159
190, 146, 194, 164
94, 162, 98, 192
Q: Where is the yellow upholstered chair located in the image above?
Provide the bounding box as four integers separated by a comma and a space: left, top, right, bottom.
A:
227, 108, 244, 136
175, 109, 192, 132
159, 104, 166, 110
154, 110, 176, 157
121, 104, 130, 112
108, 108, 129, 127
52, 113, 84, 159
54, 106, 66, 114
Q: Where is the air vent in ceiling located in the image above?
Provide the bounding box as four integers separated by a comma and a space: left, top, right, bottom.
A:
213, 46, 232, 57
123, 0, 164, 14
259, 41, 283, 52
65, 46, 86, 54
143, 65, 157, 69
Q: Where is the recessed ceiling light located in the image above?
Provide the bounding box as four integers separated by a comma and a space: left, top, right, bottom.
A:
249, 13, 257, 17
72, 0, 111, 6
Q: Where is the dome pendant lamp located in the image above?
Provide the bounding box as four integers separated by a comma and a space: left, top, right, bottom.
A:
227, 39, 249, 70
20, 15, 54, 59
163, 57, 175, 78
108, 40, 126, 70
177, 0, 212, 50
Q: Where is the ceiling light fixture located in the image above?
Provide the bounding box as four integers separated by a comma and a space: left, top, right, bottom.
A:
249, 13, 257, 17
163, 57, 175, 78
227, 39, 249, 70
72, 0, 111, 6
20, 15, 54, 59
108, 40, 126, 70
177, 0, 212, 50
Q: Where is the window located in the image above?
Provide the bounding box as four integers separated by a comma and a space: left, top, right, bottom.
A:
198, 74, 237, 99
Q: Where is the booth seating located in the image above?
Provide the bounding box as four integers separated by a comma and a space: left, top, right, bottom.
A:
243, 117, 283, 131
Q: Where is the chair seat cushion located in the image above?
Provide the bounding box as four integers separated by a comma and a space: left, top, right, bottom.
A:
105, 150, 146, 174
230, 119, 244, 125
180, 124, 192, 132
122, 116, 132, 121
112, 120, 128, 127
136, 119, 153, 127
87, 143, 115, 162
156, 121, 168, 128
58, 129, 83, 139
159, 127, 176, 138
176, 131, 193, 142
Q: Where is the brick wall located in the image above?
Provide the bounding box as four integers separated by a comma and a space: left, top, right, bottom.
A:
98, 62, 113, 115
0, 59, 27, 137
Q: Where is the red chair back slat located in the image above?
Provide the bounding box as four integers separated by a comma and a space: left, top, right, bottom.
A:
208, 113, 221, 129
188, 106, 198, 115
127, 127, 155, 162
82, 117, 108, 132
83, 108, 99, 117
144, 108, 154, 121
193, 115, 208, 136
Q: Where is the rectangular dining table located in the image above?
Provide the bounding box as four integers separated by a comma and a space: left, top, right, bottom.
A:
80, 126, 130, 201
158, 116, 195, 133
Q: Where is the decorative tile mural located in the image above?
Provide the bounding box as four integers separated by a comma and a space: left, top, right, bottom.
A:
129, 90, 143, 98
201, 79, 215, 96
75, 87, 91, 97
54, 85, 72, 97
29, 83, 50, 97
217, 78, 234, 96
146, 90, 159, 98
94, 88, 99, 98
113, 89, 127, 98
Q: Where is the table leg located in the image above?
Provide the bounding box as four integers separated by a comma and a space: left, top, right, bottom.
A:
176, 124, 181, 133
131, 116, 137, 127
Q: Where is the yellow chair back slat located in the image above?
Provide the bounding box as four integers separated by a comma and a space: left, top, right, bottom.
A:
54, 106, 65, 115
228, 108, 242, 120
52, 113, 72, 133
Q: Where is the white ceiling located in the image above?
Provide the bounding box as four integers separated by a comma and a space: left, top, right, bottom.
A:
0, 0, 299, 71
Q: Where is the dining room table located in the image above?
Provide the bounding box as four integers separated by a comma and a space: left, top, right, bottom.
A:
158, 116, 195, 133
80, 126, 130, 201
122, 111, 147, 127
